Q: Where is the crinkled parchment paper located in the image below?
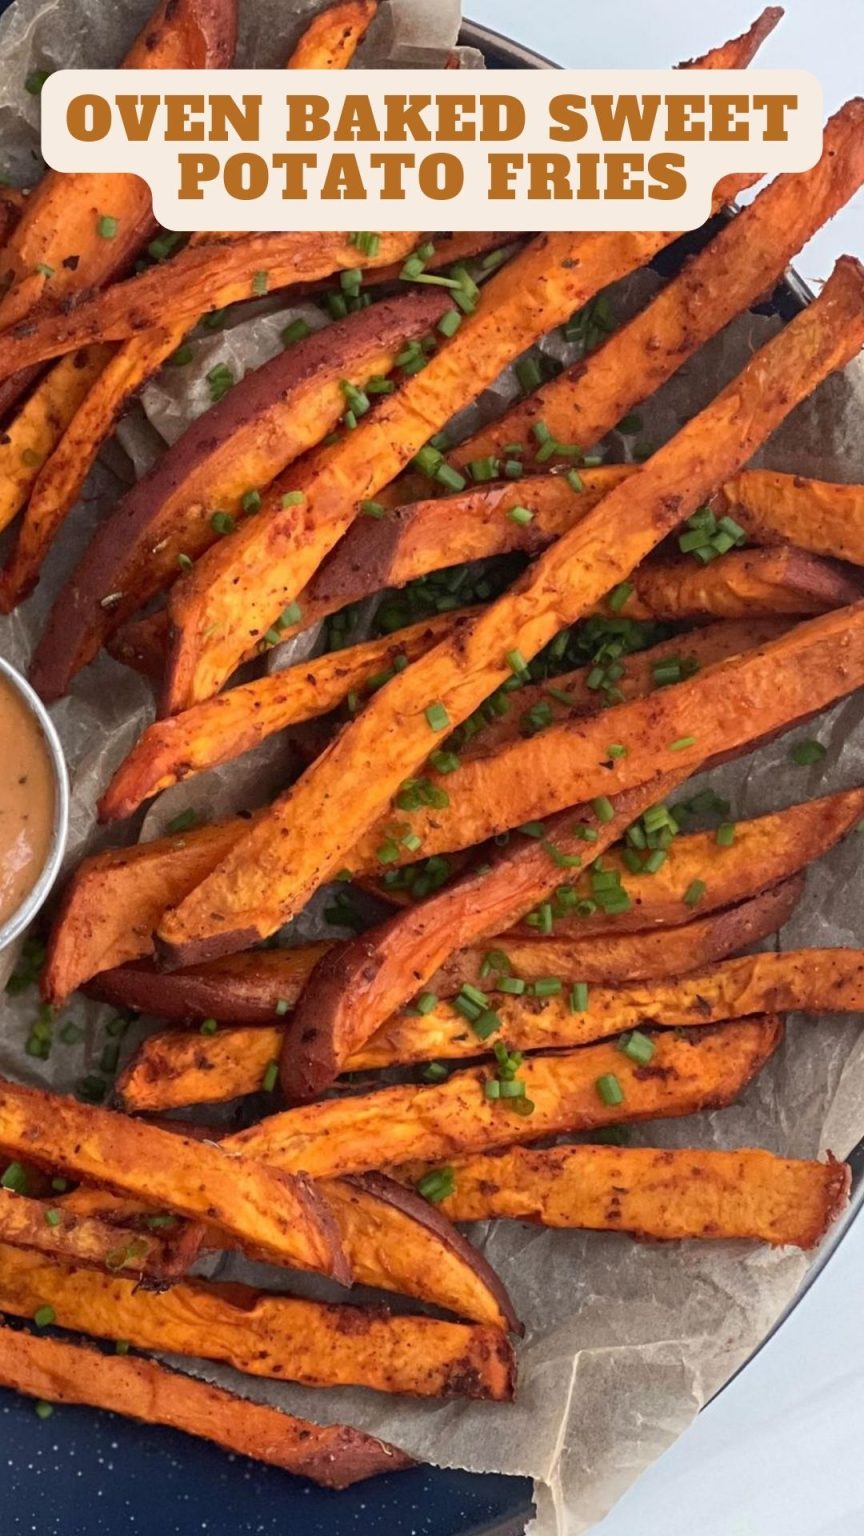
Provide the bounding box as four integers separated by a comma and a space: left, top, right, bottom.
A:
2, 4, 864, 1531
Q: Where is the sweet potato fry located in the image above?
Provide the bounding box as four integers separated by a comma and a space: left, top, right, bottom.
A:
0, 1078, 347, 1281
345, 949, 864, 1071
0, 13, 404, 613
341, 603, 864, 873
681, 6, 783, 68
100, 879, 800, 1034
613, 548, 863, 621
0, 330, 183, 612
99, 610, 476, 820
103, 462, 864, 687
89, 943, 331, 1022
0, 348, 114, 538
0, 1324, 412, 1487
443, 97, 864, 475
54, 1169, 519, 1330
282, 757, 864, 1103
115, 884, 801, 1113
0, 0, 236, 335
42, 765, 862, 1022
162, 170, 766, 714
721, 468, 864, 566
464, 618, 792, 756
268, 492, 860, 647
287, 0, 378, 66
29, 291, 449, 699
318, 1173, 519, 1331
226, 1019, 783, 1177
0, 231, 422, 388
397, 1143, 850, 1250
156, 259, 864, 971
42, 816, 250, 1003
0, 1247, 515, 1401
0, 1188, 200, 1280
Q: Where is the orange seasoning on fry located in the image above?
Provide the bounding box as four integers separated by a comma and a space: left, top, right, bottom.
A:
0, 674, 54, 929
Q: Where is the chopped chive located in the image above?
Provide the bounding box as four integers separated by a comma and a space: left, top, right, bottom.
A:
668, 735, 697, 752
359, 500, 386, 519
506, 647, 528, 678
200, 1017, 218, 1036
617, 413, 643, 434
25, 68, 53, 94
618, 1029, 655, 1065
282, 317, 311, 347
34, 1305, 55, 1328
421, 1061, 449, 1083
592, 796, 615, 824
683, 879, 707, 908
35, 1401, 54, 1420
275, 999, 290, 1017
516, 356, 543, 395
241, 489, 261, 515
532, 977, 562, 998
506, 504, 533, 526
206, 363, 234, 403
596, 1073, 624, 1107
570, 981, 589, 1013
262, 1062, 279, 1093
438, 308, 462, 338
416, 1167, 455, 1202
566, 469, 584, 492
97, 214, 118, 239
210, 510, 235, 536
1, 1162, 28, 1194
606, 744, 627, 759
429, 749, 459, 775
790, 739, 826, 766
177, 552, 193, 572
44, 1208, 61, 1228
424, 701, 450, 732
716, 822, 736, 847
416, 992, 438, 1015
166, 808, 199, 835
281, 490, 304, 508
251, 270, 268, 296
483, 1078, 501, 1099
607, 582, 633, 613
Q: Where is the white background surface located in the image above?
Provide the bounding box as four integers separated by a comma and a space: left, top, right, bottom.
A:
465, 4, 864, 1533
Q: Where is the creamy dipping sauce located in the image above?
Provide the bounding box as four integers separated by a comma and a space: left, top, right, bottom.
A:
0, 673, 55, 930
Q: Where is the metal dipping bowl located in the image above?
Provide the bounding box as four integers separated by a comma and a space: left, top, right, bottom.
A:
0, 656, 70, 954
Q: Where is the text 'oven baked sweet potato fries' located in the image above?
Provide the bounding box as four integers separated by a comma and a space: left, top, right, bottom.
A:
395, 1144, 850, 1250
155, 258, 864, 981
0, 1323, 412, 1488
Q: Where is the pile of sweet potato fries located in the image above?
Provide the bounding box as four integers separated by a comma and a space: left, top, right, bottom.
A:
1, 0, 864, 1489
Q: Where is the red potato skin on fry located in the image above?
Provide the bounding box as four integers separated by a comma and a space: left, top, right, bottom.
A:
29, 289, 449, 702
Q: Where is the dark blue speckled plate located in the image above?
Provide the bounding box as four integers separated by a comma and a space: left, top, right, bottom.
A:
1, 10, 861, 1535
